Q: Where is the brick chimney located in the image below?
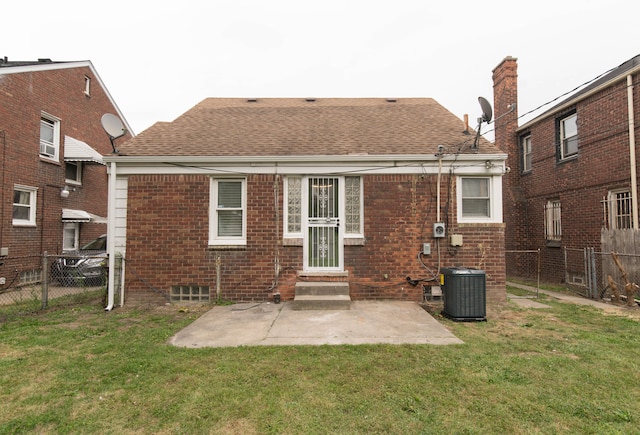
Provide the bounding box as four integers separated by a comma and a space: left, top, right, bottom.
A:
493, 56, 518, 157
493, 56, 525, 251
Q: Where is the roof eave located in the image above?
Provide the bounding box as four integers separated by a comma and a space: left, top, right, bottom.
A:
103, 153, 508, 165
518, 61, 640, 132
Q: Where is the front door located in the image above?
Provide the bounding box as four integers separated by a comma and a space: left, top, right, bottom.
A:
304, 176, 343, 271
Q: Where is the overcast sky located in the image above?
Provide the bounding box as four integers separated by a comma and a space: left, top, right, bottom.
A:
4, 0, 639, 137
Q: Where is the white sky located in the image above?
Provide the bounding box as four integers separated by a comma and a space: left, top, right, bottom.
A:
4, 0, 639, 138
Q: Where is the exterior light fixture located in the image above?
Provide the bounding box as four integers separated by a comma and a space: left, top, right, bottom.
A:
60, 186, 70, 198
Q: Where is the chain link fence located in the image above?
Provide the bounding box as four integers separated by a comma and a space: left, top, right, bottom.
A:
566, 248, 640, 303
507, 247, 640, 304
0, 253, 122, 322
505, 249, 540, 296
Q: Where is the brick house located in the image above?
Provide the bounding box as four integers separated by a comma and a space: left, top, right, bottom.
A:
493, 54, 640, 284
104, 98, 508, 308
0, 58, 133, 285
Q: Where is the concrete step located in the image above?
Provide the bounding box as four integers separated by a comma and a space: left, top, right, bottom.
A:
294, 282, 350, 296
291, 294, 351, 310
292, 282, 351, 310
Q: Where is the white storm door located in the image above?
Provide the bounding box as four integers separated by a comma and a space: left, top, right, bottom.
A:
303, 176, 343, 271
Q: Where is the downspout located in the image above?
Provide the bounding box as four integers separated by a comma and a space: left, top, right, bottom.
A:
105, 160, 117, 311
627, 74, 639, 229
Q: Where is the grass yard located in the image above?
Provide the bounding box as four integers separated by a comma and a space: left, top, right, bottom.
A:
1, 292, 639, 434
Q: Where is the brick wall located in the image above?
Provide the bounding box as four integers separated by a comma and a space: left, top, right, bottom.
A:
124, 173, 506, 305
494, 57, 640, 284
0, 65, 131, 273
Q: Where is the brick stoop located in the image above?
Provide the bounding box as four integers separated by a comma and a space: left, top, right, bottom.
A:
292, 282, 351, 310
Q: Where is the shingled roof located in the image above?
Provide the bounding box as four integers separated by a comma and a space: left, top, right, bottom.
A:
117, 98, 498, 157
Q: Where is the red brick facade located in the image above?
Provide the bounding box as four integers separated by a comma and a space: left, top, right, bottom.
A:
494, 55, 640, 283
123, 173, 506, 305
0, 62, 132, 275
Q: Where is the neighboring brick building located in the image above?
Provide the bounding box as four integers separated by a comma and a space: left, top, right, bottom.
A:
105, 98, 508, 307
0, 58, 133, 286
493, 54, 640, 284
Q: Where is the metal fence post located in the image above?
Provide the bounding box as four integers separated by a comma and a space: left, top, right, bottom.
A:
42, 252, 49, 309
590, 248, 598, 299
536, 248, 541, 298
583, 248, 590, 298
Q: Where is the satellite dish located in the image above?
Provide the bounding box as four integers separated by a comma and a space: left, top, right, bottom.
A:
472, 97, 493, 150
101, 113, 126, 139
478, 97, 493, 123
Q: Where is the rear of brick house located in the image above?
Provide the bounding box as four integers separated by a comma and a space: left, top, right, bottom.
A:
493, 54, 640, 285
104, 98, 508, 308
0, 58, 133, 286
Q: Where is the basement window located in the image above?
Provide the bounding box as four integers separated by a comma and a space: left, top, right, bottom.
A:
170, 285, 210, 303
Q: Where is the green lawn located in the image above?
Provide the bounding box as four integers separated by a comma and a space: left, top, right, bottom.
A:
1, 293, 639, 434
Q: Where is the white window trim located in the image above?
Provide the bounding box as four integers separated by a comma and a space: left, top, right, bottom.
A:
456, 176, 502, 223
521, 135, 532, 172
545, 199, 562, 241
283, 176, 303, 239
40, 112, 61, 162
559, 113, 578, 160
65, 161, 83, 185
84, 76, 91, 96
13, 184, 38, 227
209, 178, 247, 246
283, 175, 364, 240
607, 189, 633, 230
63, 222, 80, 251
344, 175, 364, 238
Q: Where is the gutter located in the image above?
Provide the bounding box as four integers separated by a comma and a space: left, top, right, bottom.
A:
102, 153, 508, 165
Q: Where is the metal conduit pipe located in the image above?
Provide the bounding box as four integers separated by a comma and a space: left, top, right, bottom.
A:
627, 74, 638, 229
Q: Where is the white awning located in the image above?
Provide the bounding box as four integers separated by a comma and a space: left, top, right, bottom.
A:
61, 208, 108, 223
64, 136, 104, 164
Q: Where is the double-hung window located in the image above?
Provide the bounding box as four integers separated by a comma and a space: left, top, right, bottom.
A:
40, 113, 60, 160
457, 176, 502, 223
210, 178, 246, 245
461, 177, 490, 218
559, 113, 578, 160
521, 135, 532, 172
13, 185, 37, 226
544, 199, 562, 243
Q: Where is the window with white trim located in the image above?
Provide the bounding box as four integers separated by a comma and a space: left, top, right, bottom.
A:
209, 178, 246, 245
606, 189, 633, 230
65, 161, 82, 184
559, 113, 578, 160
284, 176, 363, 239
63, 222, 79, 251
457, 176, 502, 223
284, 176, 302, 236
344, 176, 363, 236
13, 185, 37, 226
544, 199, 562, 242
461, 177, 490, 217
521, 135, 532, 172
84, 76, 91, 96
40, 113, 60, 160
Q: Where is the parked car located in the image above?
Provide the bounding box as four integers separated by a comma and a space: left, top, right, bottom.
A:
52, 235, 107, 286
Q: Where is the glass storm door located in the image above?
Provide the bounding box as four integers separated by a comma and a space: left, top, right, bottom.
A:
304, 177, 343, 271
